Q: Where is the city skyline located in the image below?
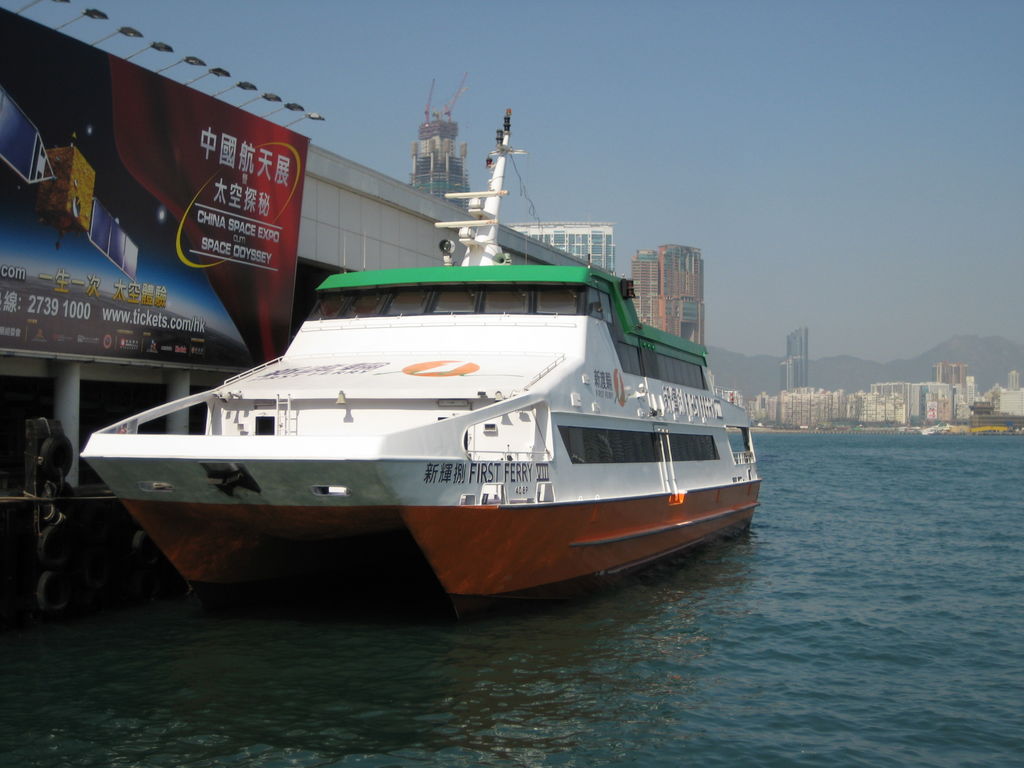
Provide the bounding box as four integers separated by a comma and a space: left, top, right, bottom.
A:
8, 0, 1021, 361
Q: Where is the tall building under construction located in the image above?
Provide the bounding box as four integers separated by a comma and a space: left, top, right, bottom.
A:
410, 79, 469, 204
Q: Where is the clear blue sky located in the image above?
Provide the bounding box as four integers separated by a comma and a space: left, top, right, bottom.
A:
6, 0, 1022, 361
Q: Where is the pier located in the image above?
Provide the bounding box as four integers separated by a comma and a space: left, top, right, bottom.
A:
0, 418, 185, 630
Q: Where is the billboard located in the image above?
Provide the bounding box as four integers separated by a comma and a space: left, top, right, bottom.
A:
0, 10, 308, 368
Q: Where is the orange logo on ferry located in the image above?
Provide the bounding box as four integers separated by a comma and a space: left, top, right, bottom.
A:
613, 368, 627, 406
402, 360, 480, 377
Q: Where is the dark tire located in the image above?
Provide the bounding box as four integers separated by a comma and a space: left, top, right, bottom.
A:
39, 434, 74, 481
36, 570, 71, 613
37, 524, 71, 569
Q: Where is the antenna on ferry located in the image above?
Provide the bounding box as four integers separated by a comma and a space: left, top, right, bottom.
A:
434, 108, 523, 267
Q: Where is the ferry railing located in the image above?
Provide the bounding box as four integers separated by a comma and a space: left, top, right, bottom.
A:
521, 353, 567, 392
731, 450, 756, 465
223, 356, 283, 386
715, 387, 742, 405
95, 391, 215, 435
465, 449, 553, 462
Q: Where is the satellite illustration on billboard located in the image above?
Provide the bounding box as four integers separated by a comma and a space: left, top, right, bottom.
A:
1, 7, 307, 367
0, 84, 138, 279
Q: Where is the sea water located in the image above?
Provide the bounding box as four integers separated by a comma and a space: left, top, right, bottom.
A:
1, 433, 1021, 767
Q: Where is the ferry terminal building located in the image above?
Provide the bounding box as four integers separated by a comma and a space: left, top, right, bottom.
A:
0, 10, 576, 488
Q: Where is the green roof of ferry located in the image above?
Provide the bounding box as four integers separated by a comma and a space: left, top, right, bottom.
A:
316, 265, 707, 364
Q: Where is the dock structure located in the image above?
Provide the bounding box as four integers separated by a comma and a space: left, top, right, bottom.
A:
0, 7, 585, 627
1, 419, 186, 629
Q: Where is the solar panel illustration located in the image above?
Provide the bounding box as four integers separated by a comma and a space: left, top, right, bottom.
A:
0, 83, 139, 280
0, 84, 53, 183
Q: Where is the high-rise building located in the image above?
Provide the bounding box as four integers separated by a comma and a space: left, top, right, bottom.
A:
932, 361, 967, 388
411, 114, 468, 204
628, 244, 704, 344
1008, 370, 1020, 390
508, 222, 616, 273
780, 327, 809, 390
630, 249, 659, 329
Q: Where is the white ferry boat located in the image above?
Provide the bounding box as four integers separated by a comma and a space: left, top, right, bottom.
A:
82, 111, 760, 615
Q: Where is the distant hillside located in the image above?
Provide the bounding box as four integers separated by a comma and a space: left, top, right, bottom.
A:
707, 335, 1024, 396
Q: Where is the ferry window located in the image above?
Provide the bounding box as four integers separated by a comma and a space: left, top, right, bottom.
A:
482, 288, 530, 314
536, 287, 582, 315
311, 293, 345, 320
639, 347, 660, 379
558, 426, 659, 464
657, 354, 706, 389
585, 288, 613, 322
666, 433, 719, 462
616, 342, 643, 376
434, 288, 480, 313
342, 291, 389, 318
727, 428, 750, 455
384, 289, 431, 316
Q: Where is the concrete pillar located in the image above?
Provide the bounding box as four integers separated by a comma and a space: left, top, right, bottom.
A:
53, 361, 81, 486
166, 368, 191, 434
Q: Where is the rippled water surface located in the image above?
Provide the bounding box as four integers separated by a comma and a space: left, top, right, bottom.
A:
2, 433, 1022, 766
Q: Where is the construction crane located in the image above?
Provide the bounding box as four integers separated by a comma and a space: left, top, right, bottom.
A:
423, 78, 435, 125
442, 72, 468, 120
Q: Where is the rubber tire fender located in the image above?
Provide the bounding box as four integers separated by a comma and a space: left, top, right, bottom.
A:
37, 524, 71, 569
39, 434, 74, 482
36, 570, 71, 613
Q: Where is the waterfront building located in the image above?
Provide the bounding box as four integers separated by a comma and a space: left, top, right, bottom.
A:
970, 400, 1024, 431
916, 382, 953, 422
779, 387, 843, 428
999, 389, 1024, 416
628, 244, 704, 344
746, 392, 779, 425
780, 327, 809, 391
957, 375, 978, 421
849, 391, 908, 425
982, 386, 1004, 413
870, 382, 913, 423
507, 222, 616, 273
933, 361, 967, 388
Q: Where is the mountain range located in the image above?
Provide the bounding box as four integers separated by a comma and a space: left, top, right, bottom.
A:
706, 335, 1024, 397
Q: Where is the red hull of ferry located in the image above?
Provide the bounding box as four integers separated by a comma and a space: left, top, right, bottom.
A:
121, 480, 759, 614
